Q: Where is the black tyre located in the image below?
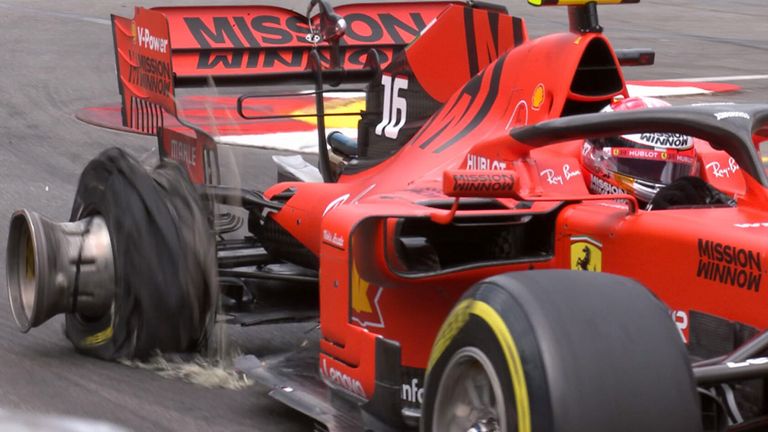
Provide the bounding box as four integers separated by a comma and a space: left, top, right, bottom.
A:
64, 148, 217, 360
421, 270, 701, 432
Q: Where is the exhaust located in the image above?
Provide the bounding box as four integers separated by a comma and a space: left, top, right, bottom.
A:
7, 210, 115, 332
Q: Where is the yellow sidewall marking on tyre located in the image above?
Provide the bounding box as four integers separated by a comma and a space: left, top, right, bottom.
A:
428, 299, 531, 432
82, 325, 113, 347
428, 299, 472, 371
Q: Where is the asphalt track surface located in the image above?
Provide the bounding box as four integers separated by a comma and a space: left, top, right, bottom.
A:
0, 1, 765, 431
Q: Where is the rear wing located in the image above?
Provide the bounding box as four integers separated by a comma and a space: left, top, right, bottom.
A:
111, 2, 457, 134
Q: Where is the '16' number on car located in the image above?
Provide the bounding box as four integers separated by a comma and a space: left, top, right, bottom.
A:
375, 74, 408, 139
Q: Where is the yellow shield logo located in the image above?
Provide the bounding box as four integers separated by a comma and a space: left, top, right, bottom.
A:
570, 237, 602, 272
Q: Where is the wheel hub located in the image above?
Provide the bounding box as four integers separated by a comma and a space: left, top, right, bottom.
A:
432, 346, 506, 432
7, 210, 115, 331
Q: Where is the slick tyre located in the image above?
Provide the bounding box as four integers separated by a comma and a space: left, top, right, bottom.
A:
421, 270, 701, 432
64, 148, 217, 360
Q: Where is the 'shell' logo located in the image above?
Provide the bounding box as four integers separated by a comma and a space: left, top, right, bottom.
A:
531, 83, 545, 111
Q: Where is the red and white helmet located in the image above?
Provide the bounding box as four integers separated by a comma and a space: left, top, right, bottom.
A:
581, 96, 699, 203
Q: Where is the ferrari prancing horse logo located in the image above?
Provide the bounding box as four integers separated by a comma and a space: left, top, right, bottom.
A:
570, 236, 602, 272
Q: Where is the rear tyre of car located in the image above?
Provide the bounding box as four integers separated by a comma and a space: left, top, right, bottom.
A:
421, 270, 702, 432
64, 148, 217, 360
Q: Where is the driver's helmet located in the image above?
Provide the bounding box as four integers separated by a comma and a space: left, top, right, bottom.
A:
581, 96, 699, 203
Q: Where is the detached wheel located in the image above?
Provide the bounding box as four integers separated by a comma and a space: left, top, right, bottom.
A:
422, 270, 702, 432
64, 148, 216, 360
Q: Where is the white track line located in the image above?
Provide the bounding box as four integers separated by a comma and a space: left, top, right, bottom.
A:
0, 3, 109, 25
667, 75, 768, 83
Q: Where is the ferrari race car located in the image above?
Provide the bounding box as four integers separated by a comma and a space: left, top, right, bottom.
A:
6, 0, 768, 430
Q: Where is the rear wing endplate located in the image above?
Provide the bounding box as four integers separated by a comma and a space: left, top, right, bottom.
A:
112, 8, 177, 134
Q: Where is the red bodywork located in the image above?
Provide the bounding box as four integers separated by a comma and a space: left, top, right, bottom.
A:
85, 0, 768, 417
261, 12, 761, 405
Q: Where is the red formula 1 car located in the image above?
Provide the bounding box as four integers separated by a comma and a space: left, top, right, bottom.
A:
8, 0, 768, 430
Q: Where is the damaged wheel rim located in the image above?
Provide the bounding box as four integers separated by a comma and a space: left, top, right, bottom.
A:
7, 210, 115, 332
432, 347, 505, 432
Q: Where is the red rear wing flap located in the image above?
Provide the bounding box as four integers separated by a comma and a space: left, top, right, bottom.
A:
111, 3, 456, 134
157, 3, 457, 77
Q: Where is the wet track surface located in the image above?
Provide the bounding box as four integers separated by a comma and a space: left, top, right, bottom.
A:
0, 1, 765, 431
